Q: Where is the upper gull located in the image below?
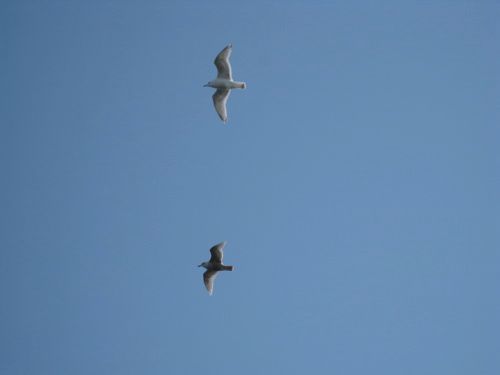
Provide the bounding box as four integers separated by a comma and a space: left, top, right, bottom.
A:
204, 44, 246, 123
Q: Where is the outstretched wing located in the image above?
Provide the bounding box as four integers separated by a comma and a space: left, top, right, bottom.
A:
209, 241, 227, 264
214, 44, 232, 80
203, 270, 218, 295
212, 89, 230, 123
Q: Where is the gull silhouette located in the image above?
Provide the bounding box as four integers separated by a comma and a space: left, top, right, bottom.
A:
198, 241, 234, 295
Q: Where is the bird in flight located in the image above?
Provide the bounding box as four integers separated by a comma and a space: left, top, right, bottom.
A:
204, 44, 246, 123
198, 241, 234, 295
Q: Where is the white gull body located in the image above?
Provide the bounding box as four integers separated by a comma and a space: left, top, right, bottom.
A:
204, 44, 246, 123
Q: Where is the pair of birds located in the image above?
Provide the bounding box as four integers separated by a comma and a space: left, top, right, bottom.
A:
198, 45, 243, 295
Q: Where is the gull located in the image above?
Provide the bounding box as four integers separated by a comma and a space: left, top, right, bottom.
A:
198, 241, 234, 295
204, 44, 246, 123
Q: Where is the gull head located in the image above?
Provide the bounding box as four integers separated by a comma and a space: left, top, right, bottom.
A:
198, 261, 209, 269
204, 82, 214, 88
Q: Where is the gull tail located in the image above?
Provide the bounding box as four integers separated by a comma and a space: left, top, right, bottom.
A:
222, 265, 234, 271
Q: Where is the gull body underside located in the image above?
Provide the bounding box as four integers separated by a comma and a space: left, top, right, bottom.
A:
205, 44, 246, 123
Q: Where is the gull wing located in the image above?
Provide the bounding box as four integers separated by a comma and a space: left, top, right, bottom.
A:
212, 89, 230, 123
203, 270, 218, 296
214, 44, 233, 80
209, 241, 227, 264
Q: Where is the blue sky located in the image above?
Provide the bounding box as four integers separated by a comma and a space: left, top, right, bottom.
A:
1, 1, 499, 374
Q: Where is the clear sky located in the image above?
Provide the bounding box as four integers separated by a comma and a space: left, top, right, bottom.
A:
1, 1, 499, 374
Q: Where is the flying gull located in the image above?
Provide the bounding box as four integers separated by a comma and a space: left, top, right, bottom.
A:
204, 44, 246, 123
198, 241, 234, 295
